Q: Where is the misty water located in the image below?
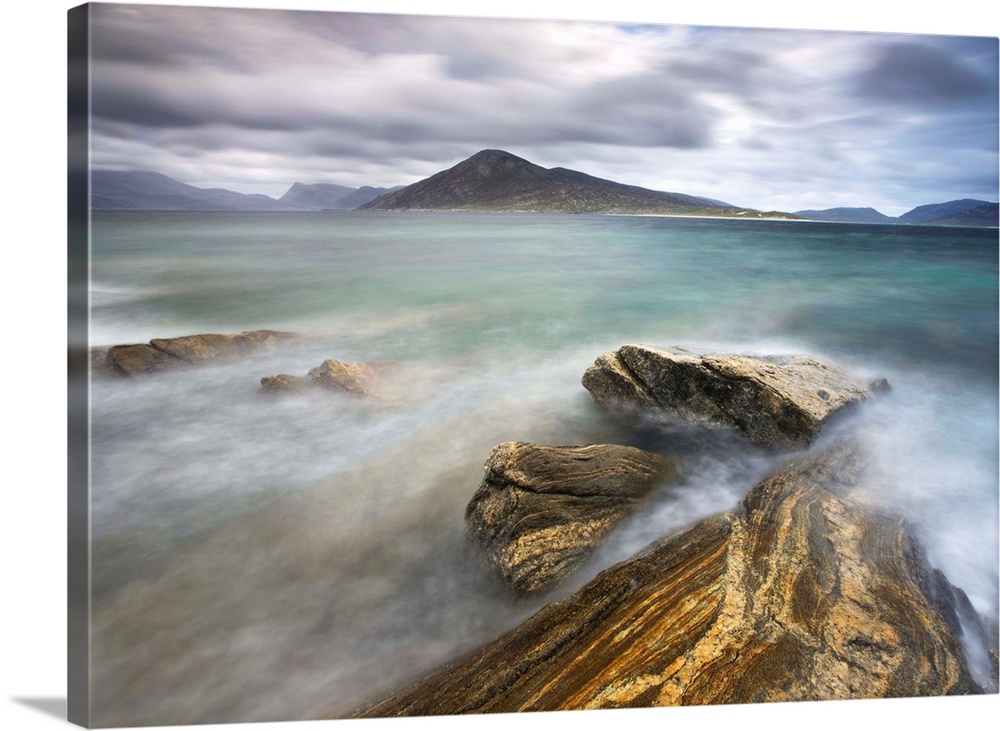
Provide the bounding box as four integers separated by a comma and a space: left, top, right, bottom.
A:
88, 211, 998, 725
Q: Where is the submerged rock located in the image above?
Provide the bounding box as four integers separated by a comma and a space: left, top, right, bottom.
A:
93, 330, 295, 378
356, 441, 983, 717
259, 358, 384, 398
582, 345, 882, 450
465, 442, 675, 595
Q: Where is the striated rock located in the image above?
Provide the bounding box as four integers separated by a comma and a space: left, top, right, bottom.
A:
356, 442, 982, 717
465, 442, 675, 595
582, 345, 882, 450
259, 358, 384, 398
94, 330, 295, 378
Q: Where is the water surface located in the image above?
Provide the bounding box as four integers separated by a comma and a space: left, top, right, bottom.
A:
88, 212, 999, 724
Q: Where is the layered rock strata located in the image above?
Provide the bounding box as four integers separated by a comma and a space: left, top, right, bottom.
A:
465, 442, 675, 595
92, 330, 294, 377
357, 442, 981, 716
259, 358, 384, 397
582, 345, 884, 450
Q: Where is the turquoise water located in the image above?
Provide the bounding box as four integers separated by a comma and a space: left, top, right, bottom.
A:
88, 212, 998, 724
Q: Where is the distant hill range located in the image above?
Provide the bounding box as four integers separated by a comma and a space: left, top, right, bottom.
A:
91, 170, 400, 211
278, 182, 404, 210
795, 199, 998, 228
90, 158, 998, 227
361, 149, 795, 218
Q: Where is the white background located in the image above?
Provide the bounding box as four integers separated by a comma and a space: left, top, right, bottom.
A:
2, 1, 997, 730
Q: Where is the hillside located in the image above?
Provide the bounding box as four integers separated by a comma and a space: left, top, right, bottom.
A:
90, 171, 399, 212
795, 199, 998, 227
793, 207, 895, 224
361, 149, 796, 218
279, 182, 403, 210
91, 170, 301, 211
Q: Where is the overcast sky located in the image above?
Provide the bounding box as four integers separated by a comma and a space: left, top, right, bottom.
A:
86, 2, 998, 215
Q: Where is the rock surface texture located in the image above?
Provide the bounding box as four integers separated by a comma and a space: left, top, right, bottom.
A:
465, 442, 675, 595
259, 358, 384, 397
582, 345, 882, 450
92, 330, 294, 377
357, 442, 983, 717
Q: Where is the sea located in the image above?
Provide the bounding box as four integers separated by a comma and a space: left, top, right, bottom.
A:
86, 211, 999, 725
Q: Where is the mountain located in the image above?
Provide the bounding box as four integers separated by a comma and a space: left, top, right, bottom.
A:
278, 182, 403, 210
91, 171, 402, 211
920, 202, 999, 228
278, 182, 357, 209
896, 199, 999, 227
361, 149, 795, 218
795, 199, 998, 227
91, 170, 301, 211
793, 207, 894, 224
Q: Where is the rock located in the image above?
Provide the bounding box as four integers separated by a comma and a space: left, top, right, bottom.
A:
355, 442, 983, 716
259, 358, 383, 397
258, 373, 311, 394
149, 331, 289, 363
103, 343, 181, 376
465, 442, 676, 595
94, 330, 295, 377
582, 345, 881, 450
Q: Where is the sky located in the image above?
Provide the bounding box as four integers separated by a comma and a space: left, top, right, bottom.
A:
83, 2, 999, 215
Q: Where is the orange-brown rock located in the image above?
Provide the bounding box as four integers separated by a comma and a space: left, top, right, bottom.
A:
258, 358, 384, 397
356, 442, 981, 717
93, 330, 294, 377
465, 442, 675, 595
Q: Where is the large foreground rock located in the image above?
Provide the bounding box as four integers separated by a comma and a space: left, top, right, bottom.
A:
93, 330, 294, 377
356, 442, 983, 716
582, 345, 884, 450
465, 442, 675, 595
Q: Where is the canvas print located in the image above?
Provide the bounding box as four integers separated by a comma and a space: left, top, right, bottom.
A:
67, 2, 999, 728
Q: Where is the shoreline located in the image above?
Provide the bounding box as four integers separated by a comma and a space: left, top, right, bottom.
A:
88, 207, 1000, 228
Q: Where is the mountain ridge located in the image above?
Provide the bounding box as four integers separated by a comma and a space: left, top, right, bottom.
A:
88, 158, 997, 226
796, 199, 998, 227
90, 170, 398, 212
360, 149, 791, 217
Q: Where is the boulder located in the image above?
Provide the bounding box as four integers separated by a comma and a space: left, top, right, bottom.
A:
465, 442, 675, 595
94, 330, 295, 377
582, 345, 883, 450
356, 442, 984, 717
259, 358, 384, 398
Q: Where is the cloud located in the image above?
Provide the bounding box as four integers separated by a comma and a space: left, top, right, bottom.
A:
84, 4, 998, 212
854, 41, 993, 106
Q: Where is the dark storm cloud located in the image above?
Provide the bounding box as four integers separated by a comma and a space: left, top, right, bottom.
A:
287, 12, 541, 81
93, 85, 209, 129
669, 49, 767, 90
90, 5, 258, 73
854, 42, 993, 105
570, 74, 714, 148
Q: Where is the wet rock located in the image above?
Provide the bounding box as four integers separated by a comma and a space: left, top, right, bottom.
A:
93, 330, 295, 377
149, 331, 290, 363
103, 343, 181, 376
356, 441, 983, 716
582, 345, 881, 450
465, 442, 675, 595
259, 358, 384, 397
